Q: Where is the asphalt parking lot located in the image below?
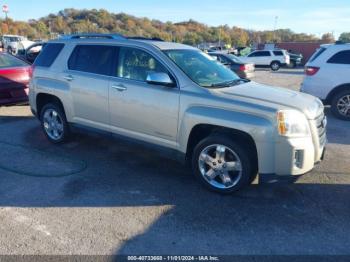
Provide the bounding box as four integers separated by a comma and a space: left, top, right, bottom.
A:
0, 68, 349, 256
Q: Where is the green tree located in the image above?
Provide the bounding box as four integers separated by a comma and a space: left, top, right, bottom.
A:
35, 21, 48, 38
339, 32, 350, 43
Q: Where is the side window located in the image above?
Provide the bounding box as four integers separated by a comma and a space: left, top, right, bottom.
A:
327, 50, 350, 64
117, 47, 168, 82
249, 51, 271, 57
259, 51, 271, 57
68, 45, 115, 76
34, 43, 64, 67
273, 51, 283, 56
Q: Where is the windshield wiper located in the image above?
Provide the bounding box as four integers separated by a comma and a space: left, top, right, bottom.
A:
210, 78, 249, 88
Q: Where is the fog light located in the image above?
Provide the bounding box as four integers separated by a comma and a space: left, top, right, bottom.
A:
294, 150, 304, 168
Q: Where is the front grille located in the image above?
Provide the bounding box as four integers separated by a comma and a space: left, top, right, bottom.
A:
315, 113, 327, 147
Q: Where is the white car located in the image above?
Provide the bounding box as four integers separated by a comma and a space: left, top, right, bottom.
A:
301, 43, 350, 120
240, 49, 290, 71
2, 35, 34, 55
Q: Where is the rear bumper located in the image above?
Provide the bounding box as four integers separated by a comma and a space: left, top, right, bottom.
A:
0, 97, 28, 106
0, 87, 29, 106
300, 78, 329, 100
237, 71, 255, 79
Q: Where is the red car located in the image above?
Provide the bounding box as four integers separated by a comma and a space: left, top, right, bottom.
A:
0, 53, 32, 106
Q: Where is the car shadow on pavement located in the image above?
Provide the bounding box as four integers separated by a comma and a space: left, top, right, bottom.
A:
0, 113, 349, 255
113, 182, 350, 255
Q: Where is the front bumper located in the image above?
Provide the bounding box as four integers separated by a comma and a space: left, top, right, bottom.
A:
260, 146, 326, 184
274, 136, 325, 176
258, 112, 327, 177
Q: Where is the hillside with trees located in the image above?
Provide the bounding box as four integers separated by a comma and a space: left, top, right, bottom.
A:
0, 8, 337, 46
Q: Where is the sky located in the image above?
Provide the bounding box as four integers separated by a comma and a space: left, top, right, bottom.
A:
2, 0, 350, 38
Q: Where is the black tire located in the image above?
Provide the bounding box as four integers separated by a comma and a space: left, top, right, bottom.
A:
331, 89, 350, 121
191, 135, 257, 194
7, 47, 13, 55
40, 103, 70, 143
270, 61, 280, 71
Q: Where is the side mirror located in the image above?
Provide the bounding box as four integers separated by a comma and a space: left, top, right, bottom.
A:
146, 72, 175, 87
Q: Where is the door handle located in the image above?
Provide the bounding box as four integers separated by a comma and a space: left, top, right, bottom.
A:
112, 84, 127, 92
64, 75, 74, 82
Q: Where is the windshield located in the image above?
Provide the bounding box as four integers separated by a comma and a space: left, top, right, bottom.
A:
164, 49, 240, 88
4, 37, 21, 42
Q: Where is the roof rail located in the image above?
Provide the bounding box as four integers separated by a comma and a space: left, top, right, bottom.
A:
335, 40, 349, 45
127, 36, 164, 41
59, 33, 126, 40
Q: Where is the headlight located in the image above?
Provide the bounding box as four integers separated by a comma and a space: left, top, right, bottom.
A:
277, 110, 311, 137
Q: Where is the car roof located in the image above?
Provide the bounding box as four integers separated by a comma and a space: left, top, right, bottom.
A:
321, 43, 350, 49
49, 37, 197, 51
136, 40, 197, 51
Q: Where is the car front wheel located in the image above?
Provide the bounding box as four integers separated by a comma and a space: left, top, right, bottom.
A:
40, 103, 70, 143
192, 135, 257, 194
331, 89, 350, 121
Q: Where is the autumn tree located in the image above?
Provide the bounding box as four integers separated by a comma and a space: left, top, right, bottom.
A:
0, 8, 322, 45
321, 33, 335, 44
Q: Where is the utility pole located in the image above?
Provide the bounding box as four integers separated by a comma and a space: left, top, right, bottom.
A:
2, 5, 9, 33
273, 16, 278, 42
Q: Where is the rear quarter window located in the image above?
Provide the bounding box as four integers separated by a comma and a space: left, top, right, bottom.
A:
34, 43, 65, 67
327, 50, 350, 64
309, 47, 326, 63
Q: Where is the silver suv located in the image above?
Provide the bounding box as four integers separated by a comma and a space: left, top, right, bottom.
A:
29, 34, 327, 194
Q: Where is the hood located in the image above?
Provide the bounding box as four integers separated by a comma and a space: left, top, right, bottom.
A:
20, 40, 35, 49
213, 81, 323, 119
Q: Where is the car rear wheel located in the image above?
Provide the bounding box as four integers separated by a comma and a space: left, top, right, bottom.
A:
40, 103, 70, 143
331, 89, 350, 121
192, 135, 257, 194
270, 61, 280, 71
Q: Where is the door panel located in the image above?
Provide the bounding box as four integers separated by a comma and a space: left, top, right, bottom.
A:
63, 44, 115, 129
109, 78, 179, 143
63, 70, 110, 128
109, 47, 180, 147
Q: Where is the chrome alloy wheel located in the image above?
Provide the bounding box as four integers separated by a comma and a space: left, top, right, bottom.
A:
337, 94, 350, 117
198, 144, 243, 189
43, 109, 64, 141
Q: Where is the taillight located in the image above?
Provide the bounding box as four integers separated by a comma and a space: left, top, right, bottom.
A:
239, 64, 247, 71
305, 66, 319, 76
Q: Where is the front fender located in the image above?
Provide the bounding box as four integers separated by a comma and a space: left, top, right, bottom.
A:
178, 106, 276, 173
